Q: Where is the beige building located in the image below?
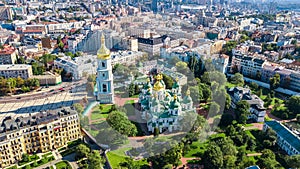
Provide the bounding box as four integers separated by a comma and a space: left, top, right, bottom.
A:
32, 72, 62, 86
0, 108, 82, 168
0, 64, 33, 79
0, 45, 17, 65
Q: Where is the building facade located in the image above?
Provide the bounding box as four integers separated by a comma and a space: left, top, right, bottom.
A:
139, 74, 194, 133
0, 45, 17, 65
228, 87, 266, 122
0, 108, 82, 168
95, 33, 115, 104
0, 64, 32, 79
263, 120, 300, 156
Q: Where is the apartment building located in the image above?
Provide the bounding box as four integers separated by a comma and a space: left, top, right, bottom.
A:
111, 50, 146, 66
137, 35, 179, 57
231, 55, 266, 79
0, 108, 82, 168
54, 55, 97, 80
0, 64, 32, 79
263, 120, 300, 156
228, 87, 266, 122
0, 44, 17, 65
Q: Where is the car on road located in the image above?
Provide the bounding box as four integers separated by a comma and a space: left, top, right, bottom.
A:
50, 89, 55, 92
16, 97, 21, 99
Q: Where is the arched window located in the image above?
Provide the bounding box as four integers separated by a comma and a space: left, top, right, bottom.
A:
102, 62, 105, 68
103, 84, 107, 92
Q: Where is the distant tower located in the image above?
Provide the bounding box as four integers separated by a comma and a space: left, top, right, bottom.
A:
152, 0, 158, 13
96, 33, 115, 104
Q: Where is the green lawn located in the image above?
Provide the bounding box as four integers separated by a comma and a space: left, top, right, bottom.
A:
130, 94, 139, 98
91, 104, 112, 121
55, 161, 71, 169
225, 82, 236, 88
107, 148, 148, 169
125, 99, 135, 104
184, 141, 209, 158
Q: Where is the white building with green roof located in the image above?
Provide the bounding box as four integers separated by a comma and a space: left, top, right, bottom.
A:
139, 74, 194, 133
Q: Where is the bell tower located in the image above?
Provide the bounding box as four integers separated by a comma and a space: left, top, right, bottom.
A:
96, 32, 114, 104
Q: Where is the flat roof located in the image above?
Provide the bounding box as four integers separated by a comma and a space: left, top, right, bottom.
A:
0, 64, 31, 70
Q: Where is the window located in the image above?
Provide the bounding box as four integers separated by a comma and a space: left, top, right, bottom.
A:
103, 84, 107, 92
102, 62, 105, 67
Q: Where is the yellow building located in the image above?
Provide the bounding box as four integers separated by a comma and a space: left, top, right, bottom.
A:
0, 108, 82, 168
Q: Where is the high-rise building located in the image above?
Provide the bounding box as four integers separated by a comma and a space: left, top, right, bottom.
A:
152, 0, 158, 13
95, 33, 115, 104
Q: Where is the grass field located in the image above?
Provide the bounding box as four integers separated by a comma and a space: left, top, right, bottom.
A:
184, 141, 209, 158
91, 104, 112, 121
107, 148, 148, 169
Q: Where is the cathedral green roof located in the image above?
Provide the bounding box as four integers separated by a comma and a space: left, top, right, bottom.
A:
183, 95, 192, 104
170, 99, 180, 109
172, 81, 179, 89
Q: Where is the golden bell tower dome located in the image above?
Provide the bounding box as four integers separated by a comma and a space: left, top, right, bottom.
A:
97, 32, 110, 60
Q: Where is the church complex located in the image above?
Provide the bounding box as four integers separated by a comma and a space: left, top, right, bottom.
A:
95, 33, 195, 133
139, 75, 194, 133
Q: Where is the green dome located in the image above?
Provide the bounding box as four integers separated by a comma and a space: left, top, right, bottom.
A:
170, 96, 181, 109
146, 89, 152, 95
183, 95, 192, 104
172, 81, 179, 89
144, 81, 152, 90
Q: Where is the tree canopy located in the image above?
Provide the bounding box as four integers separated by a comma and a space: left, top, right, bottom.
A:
106, 111, 138, 136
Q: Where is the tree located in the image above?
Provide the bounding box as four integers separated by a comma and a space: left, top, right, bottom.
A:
87, 74, 96, 83
231, 73, 244, 86
134, 84, 140, 94
7, 78, 16, 92
169, 56, 180, 66
219, 113, 234, 127
153, 127, 160, 137
263, 128, 277, 148
73, 103, 84, 114
287, 96, 300, 114
209, 102, 220, 117
199, 83, 211, 102
222, 41, 237, 56
258, 149, 281, 169
225, 93, 231, 110
176, 61, 189, 74
16, 77, 25, 88
162, 74, 174, 89
297, 114, 300, 123
203, 144, 224, 169
22, 154, 31, 162
270, 73, 280, 90
88, 150, 103, 169
75, 144, 90, 159
286, 155, 300, 169
25, 165, 31, 169
188, 55, 197, 73
128, 83, 135, 97
106, 111, 137, 136
235, 100, 250, 124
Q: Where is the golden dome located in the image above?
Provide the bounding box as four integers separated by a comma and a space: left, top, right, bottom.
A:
97, 32, 110, 60
153, 81, 164, 91
186, 89, 190, 96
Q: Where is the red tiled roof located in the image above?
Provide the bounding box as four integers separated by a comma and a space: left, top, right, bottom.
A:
0, 45, 16, 55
